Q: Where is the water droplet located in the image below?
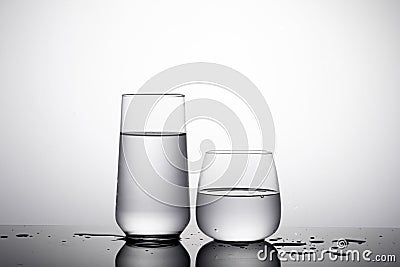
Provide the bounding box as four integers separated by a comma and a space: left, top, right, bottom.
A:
310, 240, 324, 244
214, 228, 218, 232
16, 234, 29, 238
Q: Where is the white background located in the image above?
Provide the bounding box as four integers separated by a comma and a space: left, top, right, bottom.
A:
0, 0, 399, 227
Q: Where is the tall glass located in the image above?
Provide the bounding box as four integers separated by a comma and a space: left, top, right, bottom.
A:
196, 150, 281, 242
116, 94, 190, 240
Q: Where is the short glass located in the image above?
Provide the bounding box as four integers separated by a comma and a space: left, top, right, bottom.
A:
196, 150, 281, 242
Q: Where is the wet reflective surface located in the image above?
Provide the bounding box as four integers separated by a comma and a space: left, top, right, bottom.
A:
196, 240, 280, 267
0, 225, 398, 266
116, 239, 190, 267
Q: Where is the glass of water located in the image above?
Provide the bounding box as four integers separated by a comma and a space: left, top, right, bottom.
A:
196, 150, 281, 242
116, 94, 190, 240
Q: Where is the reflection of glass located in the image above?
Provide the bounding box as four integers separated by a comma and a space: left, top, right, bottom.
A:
196, 240, 280, 267
196, 150, 281, 242
115, 240, 190, 267
115, 94, 190, 239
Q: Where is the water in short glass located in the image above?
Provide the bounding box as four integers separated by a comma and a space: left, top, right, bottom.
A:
115, 94, 190, 240
196, 150, 281, 242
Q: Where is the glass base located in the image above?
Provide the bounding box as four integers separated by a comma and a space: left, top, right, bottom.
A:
125, 234, 181, 247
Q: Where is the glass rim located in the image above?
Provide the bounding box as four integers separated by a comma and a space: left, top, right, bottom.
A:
122, 93, 185, 97
205, 150, 273, 155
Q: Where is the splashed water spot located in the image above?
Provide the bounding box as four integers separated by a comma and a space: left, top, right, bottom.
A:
310, 240, 324, 244
73, 233, 124, 238
16, 234, 29, 238
269, 237, 282, 242
271, 242, 306, 247
332, 239, 366, 245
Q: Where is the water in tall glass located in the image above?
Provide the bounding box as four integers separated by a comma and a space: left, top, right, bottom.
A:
116, 132, 190, 238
